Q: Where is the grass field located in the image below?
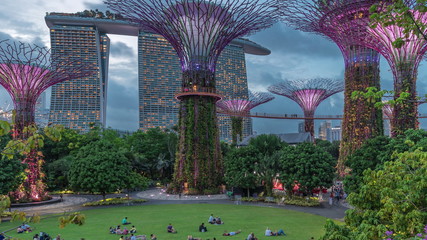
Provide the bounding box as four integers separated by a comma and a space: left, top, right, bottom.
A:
1, 204, 330, 240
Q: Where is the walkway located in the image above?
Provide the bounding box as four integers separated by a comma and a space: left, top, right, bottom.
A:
8, 188, 347, 221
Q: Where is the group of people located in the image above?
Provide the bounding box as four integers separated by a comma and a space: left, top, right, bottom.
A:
17, 223, 32, 233
329, 183, 346, 206
110, 225, 137, 235
109, 217, 158, 240
207, 214, 223, 225
265, 227, 286, 236
32, 232, 60, 240
108, 215, 286, 240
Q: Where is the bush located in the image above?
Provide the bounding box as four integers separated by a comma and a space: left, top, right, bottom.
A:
282, 196, 319, 207
82, 198, 147, 207
240, 196, 320, 207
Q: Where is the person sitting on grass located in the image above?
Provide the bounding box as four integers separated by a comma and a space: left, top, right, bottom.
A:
208, 214, 214, 224
119, 236, 124, 240
122, 217, 131, 225
222, 230, 241, 236
276, 229, 286, 236
167, 223, 177, 233
187, 235, 202, 240
22, 223, 32, 232
247, 232, 258, 240
215, 217, 223, 225
0, 233, 5, 240
199, 223, 207, 232
17, 226, 24, 233
110, 227, 117, 234
265, 227, 276, 236
116, 227, 124, 235
123, 227, 129, 235
130, 226, 137, 234
150, 234, 157, 240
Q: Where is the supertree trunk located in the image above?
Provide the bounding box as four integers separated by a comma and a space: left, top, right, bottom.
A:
13, 98, 36, 139
337, 46, 383, 176
173, 71, 223, 194
304, 111, 315, 140
12, 149, 47, 202
392, 63, 418, 136
231, 116, 244, 145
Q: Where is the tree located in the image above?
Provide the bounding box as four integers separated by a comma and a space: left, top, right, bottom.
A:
69, 140, 147, 199
279, 143, 336, 196
370, 0, 427, 48
0, 156, 24, 195
315, 139, 340, 161
248, 134, 285, 156
224, 146, 259, 197
0, 133, 24, 195
343, 136, 391, 194
46, 156, 72, 190
125, 128, 177, 180
255, 151, 282, 197
321, 150, 427, 240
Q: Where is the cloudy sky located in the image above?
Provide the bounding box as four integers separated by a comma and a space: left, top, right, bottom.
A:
1, 0, 427, 135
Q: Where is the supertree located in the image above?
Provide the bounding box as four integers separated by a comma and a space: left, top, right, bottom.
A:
268, 78, 343, 140
280, 0, 384, 175
105, 0, 280, 193
217, 91, 274, 145
0, 40, 93, 201
362, 1, 427, 137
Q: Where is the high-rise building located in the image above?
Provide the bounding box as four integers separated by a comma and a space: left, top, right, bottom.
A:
330, 125, 342, 142
47, 19, 110, 130
318, 120, 331, 140
318, 120, 341, 142
45, 13, 268, 141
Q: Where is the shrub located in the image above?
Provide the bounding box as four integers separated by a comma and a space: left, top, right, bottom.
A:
82, 198, 147, 207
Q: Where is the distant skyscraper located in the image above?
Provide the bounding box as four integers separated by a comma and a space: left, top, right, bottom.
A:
318, 120, 341, 142
330, 125, 342, 142
45, 13, 268, 139
318, 121, 331, 140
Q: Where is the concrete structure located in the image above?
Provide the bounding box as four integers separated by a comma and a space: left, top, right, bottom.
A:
45, 13, 269, 141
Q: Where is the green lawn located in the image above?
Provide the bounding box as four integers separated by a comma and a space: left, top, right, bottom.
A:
1, 204, 329, 240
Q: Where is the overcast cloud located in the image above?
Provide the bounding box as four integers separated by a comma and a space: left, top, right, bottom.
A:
0, 0, 426, 134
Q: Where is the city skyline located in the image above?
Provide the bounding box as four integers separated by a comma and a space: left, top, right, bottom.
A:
1, 0, 427, 134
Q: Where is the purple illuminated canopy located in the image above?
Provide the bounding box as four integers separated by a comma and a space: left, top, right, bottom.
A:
268, 78, 343, 139
0, 40, 93, 137
268, 79, 343, 116
105, 0, 280, 72
217, 91, 275, 115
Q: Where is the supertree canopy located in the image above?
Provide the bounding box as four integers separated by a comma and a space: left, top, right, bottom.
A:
363, 1, 427, 137
280, 0, 384, 176
217, 91, 274, 144
105, 0, 280, 193
0, 40, 93, 201
268, 78, 343, 139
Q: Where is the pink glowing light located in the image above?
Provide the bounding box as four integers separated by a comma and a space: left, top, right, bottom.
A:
216, 91, 274, 115
366, 10, 427, 79
292, 89, 327, 116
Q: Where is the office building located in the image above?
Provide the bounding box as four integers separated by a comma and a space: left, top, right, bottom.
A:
318, 120, 342, 142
